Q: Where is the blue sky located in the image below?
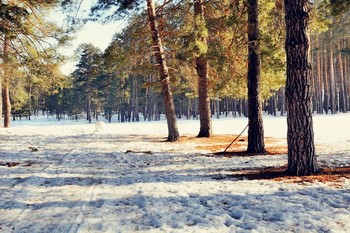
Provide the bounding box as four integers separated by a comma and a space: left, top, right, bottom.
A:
57, 0, 124, 75
59, 20, 122, 75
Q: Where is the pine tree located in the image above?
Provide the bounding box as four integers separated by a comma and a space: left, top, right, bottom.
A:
194, 0, 212, 137
247, 0, 265, 153
0, 0, 67, 127
146, 0, 179, 141
284, 0, 319, 175
72, 44, 102, 123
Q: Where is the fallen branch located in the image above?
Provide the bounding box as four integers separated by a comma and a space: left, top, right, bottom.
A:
125, 150, 152, 154
223, 124, 249, 153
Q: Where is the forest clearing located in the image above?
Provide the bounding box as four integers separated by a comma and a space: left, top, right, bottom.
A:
0, 114, 349, 232
1, 0, 350, 232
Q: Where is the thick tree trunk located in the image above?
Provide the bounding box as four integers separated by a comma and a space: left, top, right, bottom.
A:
146, 0, 179, 141
194, 0, 212, 137
247, 0, 265, 153
284, 0, 319, 175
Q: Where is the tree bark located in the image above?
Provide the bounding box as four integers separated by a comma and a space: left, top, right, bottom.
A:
146, 0, 179, 141
144, 75, 150, 121
0, 34, 4, 127
323, 48, 329, 113
346, 38, 350, 110
3, 82, 11, 128
337, 39, 346, 113
247, 0, 265, 153
3, 34, 11, 128
316, 35, 323, 114
0, 74, 2, 127
279, 87, 285, 116
310, 37, 316, 113
328, 31, 336, 114
343, 38, 349, 111
86, 99, 92, 123
135, 77, 140, 122
194, 0, 212, 137
284, 0, 319, 175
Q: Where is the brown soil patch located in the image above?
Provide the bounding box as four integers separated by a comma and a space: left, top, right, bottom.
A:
224, 166, 350, 186
178, 135, 287, 155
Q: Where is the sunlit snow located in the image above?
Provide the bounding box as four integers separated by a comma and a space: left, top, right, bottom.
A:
0, 114, 349, 232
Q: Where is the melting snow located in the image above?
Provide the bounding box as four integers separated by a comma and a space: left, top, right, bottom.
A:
0, 114, 349, 232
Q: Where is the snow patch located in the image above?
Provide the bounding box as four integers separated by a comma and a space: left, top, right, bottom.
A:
0, 114, 349, 232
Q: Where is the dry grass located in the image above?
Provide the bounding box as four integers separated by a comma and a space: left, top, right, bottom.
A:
176, 135, 349, 185
178, 134, 287, 155
225, 166, 350, 186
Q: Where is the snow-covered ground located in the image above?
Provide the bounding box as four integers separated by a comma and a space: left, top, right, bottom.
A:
0, 114, 349, 233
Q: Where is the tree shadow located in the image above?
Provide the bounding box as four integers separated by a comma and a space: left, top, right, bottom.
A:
222, 165, 350, 183
0, 187, 349, 232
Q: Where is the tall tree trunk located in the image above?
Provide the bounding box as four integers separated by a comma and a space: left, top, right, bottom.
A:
187, 97, 191, 119
194, 0, 212, 137
146, 0, 179, 141
234, 99, 237, 117
337, 39, 345, 112
144, 75, 150, 121
3, 81, 11, 128
310, 37, 316, 113
328, 31, 336, 114
346, 38, 350, 110
343, 38, 349, 111
86, 99, 92, 123
216, 98, 220, 119
316, 35, 323, 114
284, 0, 319, 175
3, 34, 11, 128
0, 34, 4, 127
247, 0, 265, 153
323, 48, 329, 113
279, 87, 285, 116
135, 77, 139, 122
238, 99, 243, 117
0, 74, 2, 127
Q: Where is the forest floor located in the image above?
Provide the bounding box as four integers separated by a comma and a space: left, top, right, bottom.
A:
179, 135, 350, 184
0, 114, 349, 232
